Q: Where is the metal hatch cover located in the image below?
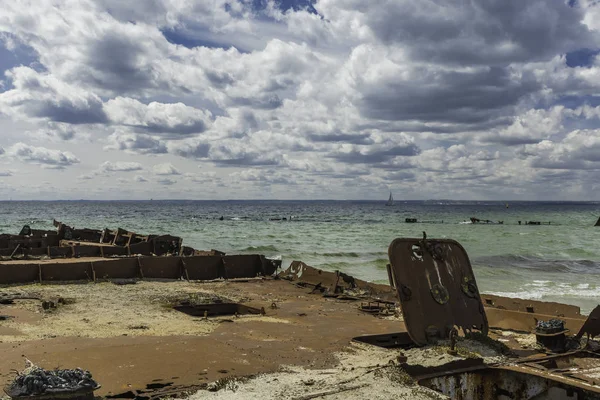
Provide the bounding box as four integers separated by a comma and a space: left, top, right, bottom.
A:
387, 234, 488, 346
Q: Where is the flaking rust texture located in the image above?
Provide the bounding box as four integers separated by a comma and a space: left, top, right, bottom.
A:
387, 234, 488, 346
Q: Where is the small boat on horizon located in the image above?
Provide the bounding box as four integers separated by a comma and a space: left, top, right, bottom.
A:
386, 191, 394, 206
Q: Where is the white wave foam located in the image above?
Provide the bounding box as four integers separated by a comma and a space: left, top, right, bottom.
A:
485, 281, 600, 300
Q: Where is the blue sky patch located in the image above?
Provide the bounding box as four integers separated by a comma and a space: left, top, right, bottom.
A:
555, 95, 600, 108
161, 28, 235, 50
250, 0, 317, 14
565, 48, 600, 68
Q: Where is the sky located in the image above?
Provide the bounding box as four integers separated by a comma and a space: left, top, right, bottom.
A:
1, 0, 600, 200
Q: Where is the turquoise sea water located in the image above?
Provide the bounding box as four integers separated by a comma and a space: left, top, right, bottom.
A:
1, 200, 598, 314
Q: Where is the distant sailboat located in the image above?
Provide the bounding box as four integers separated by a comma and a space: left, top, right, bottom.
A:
386, 191, 394, 206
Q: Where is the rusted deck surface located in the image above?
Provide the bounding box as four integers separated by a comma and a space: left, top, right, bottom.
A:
1, 266, 598, 399
0, 279, 406, 397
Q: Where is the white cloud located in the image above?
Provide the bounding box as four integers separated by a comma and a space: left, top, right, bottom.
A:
0, 0, 599, 199
7, 142, 80, 168
104, 97, 213, 137
100, 161, 143, 172
152, 162, 181, 175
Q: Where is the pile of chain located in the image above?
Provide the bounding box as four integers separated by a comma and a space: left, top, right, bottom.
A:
536, 318, 565, 334
8, 360, 98, 397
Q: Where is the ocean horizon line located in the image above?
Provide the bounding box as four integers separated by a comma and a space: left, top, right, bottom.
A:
0, 199, 598, 204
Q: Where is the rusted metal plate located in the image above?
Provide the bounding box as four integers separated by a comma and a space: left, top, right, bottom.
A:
41, 262, 93, 281
485, 308, 585, 334
280, 261, 340, 290
405, 358, 486, 380
139, 257, 182, 279
129, 241, 153, 256
27, 248, 49, 257
577, 305, 600, 339
498, 360, 600, 395
93, 259, 139, 280
173, 303, 263, 317
260, 256, 281, 276
73, 245, 102, 258
184, 256, 223, 280
388, 237, 488, 346
150, 235, 182, 256
352, 332, 414, 349
279, 261, 395, 298
48, 246, 72, 258
222, 255, 261, 279
481, 294, 582, 318
100, 246, 129, 257
0, 263, 39, 284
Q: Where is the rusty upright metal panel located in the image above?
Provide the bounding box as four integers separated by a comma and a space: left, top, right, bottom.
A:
93, 258, 139, 280
41, 261, 93, 282
0, 263, 39, 284
184, 256, 223, 280
388, 235, 488, 346
222, 255, 262, 279
576, 305, 600, 340
139, 256, 182, 279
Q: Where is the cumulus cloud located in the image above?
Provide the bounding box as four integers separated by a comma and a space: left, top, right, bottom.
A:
157, 177, 177, 185
343, 0, 595, 64
100, 161, 143, 172
104, 97, 213, 137
7, 143, 80, 168
0, 67, 107, 124
105, 130, 168, 154
0, 0, 600, 199
519, 130, 600, 170
153, 162, 181, 175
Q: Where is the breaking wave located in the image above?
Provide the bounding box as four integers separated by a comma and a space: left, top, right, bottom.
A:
321, 252, 361, 258
473, 254, 600, 274
486, 280, 600, 300
242, 245, 279, 252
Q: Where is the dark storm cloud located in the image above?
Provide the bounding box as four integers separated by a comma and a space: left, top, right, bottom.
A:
230, 94, 284, 110
329, 143, 420, 164
136, 120, 208, 136
308, 132, 372, 144
482, 136, 542, 146
358, 66, 539, 125
365, 0, 595, 65
29, 99, 108, 124
173, 142, 211, 159
82, 33, 159, 93
107, 132, 168, 154
204, 70, 235, 88
212, 154, 280, 167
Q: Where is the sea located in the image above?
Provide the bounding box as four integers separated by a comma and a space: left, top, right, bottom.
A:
0, 200, 598, 314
